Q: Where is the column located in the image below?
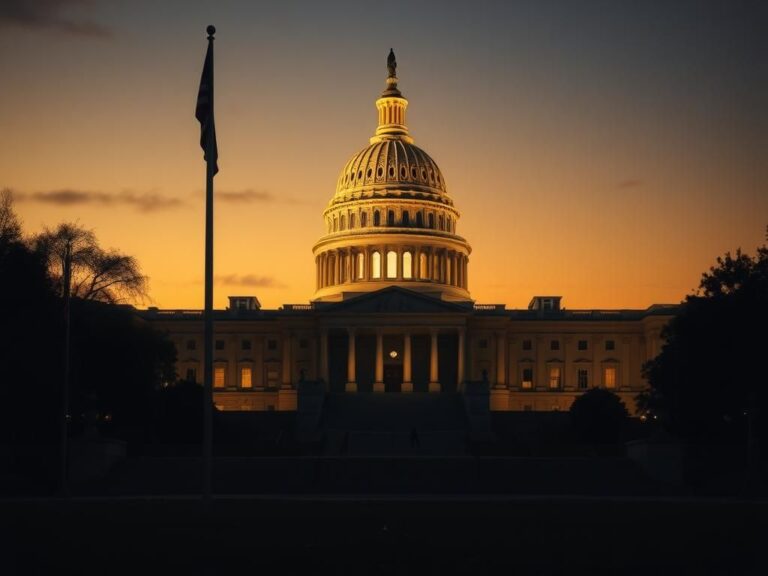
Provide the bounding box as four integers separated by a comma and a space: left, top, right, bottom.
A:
374, 330, 384, 392
402, 331, 413, 393
457, 328, 466, 392
414, 247, 420, 280
495, 331, 507, 388
396, 246, 403, 281
429, 329, 440, 393
281, 332, 292, 389
345, 328, 357, 393
319, 329, 329, 389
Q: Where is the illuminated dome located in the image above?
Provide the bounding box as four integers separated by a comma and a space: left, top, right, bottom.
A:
312, 50, 471, 302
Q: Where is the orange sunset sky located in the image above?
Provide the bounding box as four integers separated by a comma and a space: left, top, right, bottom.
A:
2, 0, 766, 310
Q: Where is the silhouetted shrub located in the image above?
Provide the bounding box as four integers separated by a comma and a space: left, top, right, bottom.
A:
569, 388, 629, 444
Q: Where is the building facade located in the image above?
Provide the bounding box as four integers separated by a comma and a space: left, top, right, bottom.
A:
143, 53, 675, 413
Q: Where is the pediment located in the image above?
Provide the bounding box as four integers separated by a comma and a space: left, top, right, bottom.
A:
320, 286, 471, 314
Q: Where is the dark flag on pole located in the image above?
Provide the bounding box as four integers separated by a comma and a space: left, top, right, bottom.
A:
196, 30, 218, 175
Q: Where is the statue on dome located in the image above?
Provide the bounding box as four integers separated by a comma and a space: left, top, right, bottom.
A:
387, 48, 397, 78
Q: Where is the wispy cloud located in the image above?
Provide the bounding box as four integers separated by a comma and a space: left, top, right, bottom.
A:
215, 274, 286, 289
16, 189, 184, 212
216, 189, 274, 203
0, 0, 112, 37
617, 179, 644, 189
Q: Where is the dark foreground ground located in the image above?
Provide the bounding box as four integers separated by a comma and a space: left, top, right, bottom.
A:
3, 496, 767, 575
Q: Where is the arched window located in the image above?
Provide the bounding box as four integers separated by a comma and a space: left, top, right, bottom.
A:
340, 215, 346, 231
387, 210, 395, 226
428, 213, 435, 229
438, 215, 444, 230
333, 217, 337, 232
357, 253, 365, 279
361, 212, 368, 227
419, 253, 428, 279
340, 252, 347, 282
371, 251, 381, 279
402, 211, 410, 226
350, 213, 356, 229
416, 212, 424, 228
386, 251, 397, 278
446, 217, 452, 232
403, 251, 412, 279
373, 210, 380, 226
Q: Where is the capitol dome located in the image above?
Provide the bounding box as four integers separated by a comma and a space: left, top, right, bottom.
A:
312, 50, 471, 302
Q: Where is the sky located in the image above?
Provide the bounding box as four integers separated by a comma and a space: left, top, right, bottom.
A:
2, 0, 766, 310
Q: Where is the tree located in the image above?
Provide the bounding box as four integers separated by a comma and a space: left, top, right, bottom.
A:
640, 231, 768, 454
0, 188, 22, 256
569, 387, 629, 444
33, 222, 148, 304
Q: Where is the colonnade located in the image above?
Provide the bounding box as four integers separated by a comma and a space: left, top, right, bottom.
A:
316, 327, 466, 394
316, 246, 468, 290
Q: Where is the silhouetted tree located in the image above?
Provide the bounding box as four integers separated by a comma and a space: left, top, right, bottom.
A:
640, 231, 768, 457
0, 189, 22, 254
569, 388, 629, 444
33, 222, 148, 304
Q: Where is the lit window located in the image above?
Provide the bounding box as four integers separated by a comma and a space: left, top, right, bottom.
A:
403, 251, 412, 279
549, 367, 561, 389
240, 367, 252, 388
214, 367, 225, 388
386, 251, 397, 278
578, 340, 588, 351
578, 369, 589, 390
372, 251, 381, 279
604, 366, 617, 389
605, 340, 615, 351
550, 340, 559, 351
357, 253, 365, 279
419, 253, 428, 279
522, 368, 533, 389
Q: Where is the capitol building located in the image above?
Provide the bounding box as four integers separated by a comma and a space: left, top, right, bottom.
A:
144, 52, 675, 413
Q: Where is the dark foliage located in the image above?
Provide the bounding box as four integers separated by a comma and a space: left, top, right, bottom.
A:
639, 232, 768, 451
154, 380, 204, 443
569, 387, 629, 444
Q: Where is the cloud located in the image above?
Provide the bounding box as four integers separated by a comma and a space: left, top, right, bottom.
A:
16, 189, 184, 212
617, 179, 644, 189
215, 274, 286, 289
0, 0, 112, 38
216, 189, 274, 203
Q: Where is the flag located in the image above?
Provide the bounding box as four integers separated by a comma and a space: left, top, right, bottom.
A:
195, 40, 218, 175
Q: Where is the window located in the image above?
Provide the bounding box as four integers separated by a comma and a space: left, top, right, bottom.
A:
339, 215, 345, 230
240, 367, 252, 389
266, 367, 279, 389
438, 215, 444, 230
577, 340, 588, 351
333, 217, 337, 232
299, 338, 308, 349
478, 339, 488, 349
386, 251, 397, 278
357, 253, 365, 279
186, 339, 196, 351
373, 210, 380, 226
372, 251, 381, 278
241, 339, 251, 351
403, 251, 412, 279
350, 213, 356, 228
522, 339, 532, 351
416, 212, 423, 227
214, 367, 225, 388
549, 367, 561, 389
387, 210, 395, 226
185, 367, 197, 383
605, 340, 615, 351
428, 213, 435, 229
604, 366, 617, 389
419, 253, 428, 279
361, 212, 367, 227
550, 340, 560, 351
522, 368, 533, 389
402, 211, 410, 226
215, 339, 225, 350
577, 369, 589, 390
267, 339, 277, 351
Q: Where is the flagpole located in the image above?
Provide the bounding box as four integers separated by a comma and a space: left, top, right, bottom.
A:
202, 24, 216, 502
